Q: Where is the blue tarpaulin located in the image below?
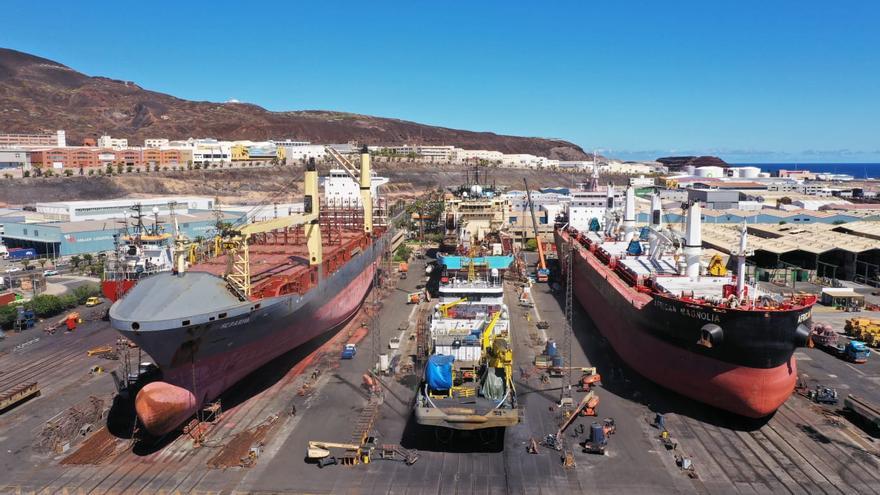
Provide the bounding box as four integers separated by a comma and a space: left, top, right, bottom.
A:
426, 354, 455, 390
437, 254, 514, 270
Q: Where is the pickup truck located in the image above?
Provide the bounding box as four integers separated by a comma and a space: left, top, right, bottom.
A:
341, 343, 357, 360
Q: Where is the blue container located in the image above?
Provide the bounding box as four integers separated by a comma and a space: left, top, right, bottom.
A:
545, 340, 558, 357
591, 423, 606, 444
551, 355, 564, 368
426, 354, 455, 390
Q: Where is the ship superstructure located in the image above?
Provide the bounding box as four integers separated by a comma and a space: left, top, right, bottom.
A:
102, 205, 174, 301
556, 186, 815, 417
110, 148, 393, 436
414, 263, 519, 430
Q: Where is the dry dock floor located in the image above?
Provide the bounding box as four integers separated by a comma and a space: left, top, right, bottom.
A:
1, 257, 880, 494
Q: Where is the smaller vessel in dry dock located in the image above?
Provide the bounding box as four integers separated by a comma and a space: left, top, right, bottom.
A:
414, 260, 518, 430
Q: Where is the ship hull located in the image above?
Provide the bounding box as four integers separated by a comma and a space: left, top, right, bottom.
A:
555, 230, 811, 417
102, 280, 137, 302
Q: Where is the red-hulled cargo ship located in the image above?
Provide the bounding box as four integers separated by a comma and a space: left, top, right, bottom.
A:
555, 188, 815, 417
110, 150, 392, 435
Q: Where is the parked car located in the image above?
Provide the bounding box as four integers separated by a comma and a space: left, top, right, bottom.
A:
43, 269, 59, 276
85, 297, 103, 307
4, 267, 22, 273
341, 343, 357, 359
388, 337, 401, 349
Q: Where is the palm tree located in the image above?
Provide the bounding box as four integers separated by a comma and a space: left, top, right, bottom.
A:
21, 259, 31, 271
70, 255, 82, 269
37, 258, 48, 270
82, 253, 94, 266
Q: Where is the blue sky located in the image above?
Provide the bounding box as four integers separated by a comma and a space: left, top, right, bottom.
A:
3, 1, 879, 162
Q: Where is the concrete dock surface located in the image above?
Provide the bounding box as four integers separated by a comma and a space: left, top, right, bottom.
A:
1, 255, 880, 494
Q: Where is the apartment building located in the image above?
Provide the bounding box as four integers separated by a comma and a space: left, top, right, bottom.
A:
0, 130, 65, 148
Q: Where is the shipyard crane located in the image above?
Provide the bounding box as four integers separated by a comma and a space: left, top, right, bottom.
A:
522, 179, 549, 282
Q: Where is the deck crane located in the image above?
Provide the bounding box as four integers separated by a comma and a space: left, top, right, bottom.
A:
436, 297, 468, 318
523, 179, 549, 282
219, 158, 323, 298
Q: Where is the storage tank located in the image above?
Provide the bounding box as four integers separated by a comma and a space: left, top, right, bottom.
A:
695, 166, 724, 178
740, 166, 761, 178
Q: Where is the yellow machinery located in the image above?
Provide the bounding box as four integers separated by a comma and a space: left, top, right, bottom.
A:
438, 297, 467, 317
707, 254, 727, 276
220, 158, 323, 297
481, 311, 514, 384
846, 318, 880, 346
87, 345, 113, 357
307, 440, 371, 465
480, 310, 502, 351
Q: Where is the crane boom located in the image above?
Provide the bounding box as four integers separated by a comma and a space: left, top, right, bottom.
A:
522, 179, 549, 282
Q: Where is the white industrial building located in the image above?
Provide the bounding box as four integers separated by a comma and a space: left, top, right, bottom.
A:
456, 149, 504, 163
97, 135, 129, 150
282, 144, 327, 162
144, 138, 169, 148
227, 202, 305, 222
322, 169, 388, 207
35, 197, 215, 222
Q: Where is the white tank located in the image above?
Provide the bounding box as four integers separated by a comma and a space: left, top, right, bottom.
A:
684, 165, 696, 175
470, 184, 483, 196
695, 166, 724, 178
726, 167, 742, 178
740, 166, 761, 178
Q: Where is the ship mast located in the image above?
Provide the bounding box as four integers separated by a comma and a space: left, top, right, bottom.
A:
604, 183, 615, 236
623, 186, 636, 242
684, 200, 702, 280
359, 146, 373, 234
730, 221, 754, 299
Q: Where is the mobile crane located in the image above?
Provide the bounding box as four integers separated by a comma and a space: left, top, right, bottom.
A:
523, 179, 549, 282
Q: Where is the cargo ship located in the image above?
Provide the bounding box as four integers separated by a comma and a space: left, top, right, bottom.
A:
110, 149, 392, 435
555, 185, 815, 417
102, 205, 174, 302
414, 261, 518, 430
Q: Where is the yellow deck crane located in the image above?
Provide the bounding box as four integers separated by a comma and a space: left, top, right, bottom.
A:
437, 297, 468, 317
213, 158, 323, 298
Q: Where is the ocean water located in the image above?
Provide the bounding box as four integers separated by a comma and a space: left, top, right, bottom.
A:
734, 163, 880, 179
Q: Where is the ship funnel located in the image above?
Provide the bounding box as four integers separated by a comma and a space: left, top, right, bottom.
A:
305, 157, 322, 266
684, 200, 702, 279
623, 186, 636, 242
360, 145, 373, 233
651, 194, 663, 229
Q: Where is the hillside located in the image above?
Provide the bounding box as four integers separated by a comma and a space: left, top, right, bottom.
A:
0, 48, 587, 160
0, 163, 619, 205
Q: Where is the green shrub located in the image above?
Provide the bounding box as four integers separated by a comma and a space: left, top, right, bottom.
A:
0, 305, 19, 328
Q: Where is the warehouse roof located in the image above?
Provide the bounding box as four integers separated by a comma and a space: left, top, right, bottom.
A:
701, 224, 880, 256
833, 221, 880, 241
23, 211, 240, 234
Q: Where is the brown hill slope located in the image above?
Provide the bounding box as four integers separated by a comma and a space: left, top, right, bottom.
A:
0, 48, 587, 160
